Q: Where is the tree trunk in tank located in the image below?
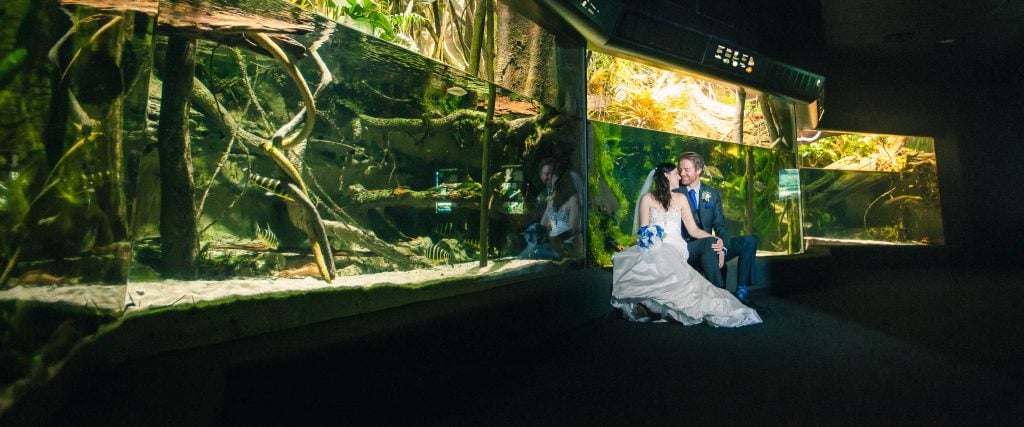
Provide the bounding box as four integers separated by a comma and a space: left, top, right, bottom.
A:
156, 35, 199, 278
494, 2, 557, 108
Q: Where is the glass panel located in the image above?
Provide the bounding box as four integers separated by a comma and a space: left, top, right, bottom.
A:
798, 130, 943, 246
743, 93, 797, 150
0, 0, 156, 398
284, 1, 566, 109
800, 168, 944, 245
0, 0, 580, 404
0, 0, 580, 399
0, 2, 154, 292
284, 0, 483, 72
586, 52, 742, 142
118, 1, 581, 307
588, 121, 796, 267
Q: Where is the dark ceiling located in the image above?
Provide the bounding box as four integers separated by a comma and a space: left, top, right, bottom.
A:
524, 0, 1024, 65
518, 0, 1024, 66
818, 0, 1024, 60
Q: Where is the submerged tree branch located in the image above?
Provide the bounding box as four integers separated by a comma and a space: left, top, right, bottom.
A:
248, 32, 316, 149
348, 184, 482, 211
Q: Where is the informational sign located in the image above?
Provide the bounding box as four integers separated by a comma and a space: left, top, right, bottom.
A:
778, 168, 800, 200
435, 168, 460, 213
500, 164, 525, 215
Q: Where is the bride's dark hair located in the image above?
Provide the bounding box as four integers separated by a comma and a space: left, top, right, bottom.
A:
652, 162, 676, 210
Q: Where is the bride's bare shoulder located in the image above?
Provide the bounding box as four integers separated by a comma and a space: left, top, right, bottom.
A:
638, 193, 658, 210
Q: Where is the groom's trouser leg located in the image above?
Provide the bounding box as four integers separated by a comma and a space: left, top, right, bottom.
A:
687, 237, 725, 288
725, 235, 757, 287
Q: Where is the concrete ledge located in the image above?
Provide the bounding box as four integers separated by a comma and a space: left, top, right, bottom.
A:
1, 267, 612, 425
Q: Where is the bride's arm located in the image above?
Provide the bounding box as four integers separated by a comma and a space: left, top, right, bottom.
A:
566, 194, 581, 233
539, 194, 554, 227
638, 194, 652, 227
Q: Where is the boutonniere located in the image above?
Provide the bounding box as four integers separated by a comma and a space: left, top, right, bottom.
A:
701, 190, 712, 208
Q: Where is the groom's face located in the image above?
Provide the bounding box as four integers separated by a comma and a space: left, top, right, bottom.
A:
539, 164, 556, 189
678, 159, 701, 188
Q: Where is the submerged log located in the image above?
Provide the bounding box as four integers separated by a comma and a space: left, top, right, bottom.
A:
189, 76, 268, 147
348, 184, 482, 211
355, 108, 487, 133
63, 0, 314, 58
60, 0, 158, 15
156, 0, 314, 35
320, 220, 429, 270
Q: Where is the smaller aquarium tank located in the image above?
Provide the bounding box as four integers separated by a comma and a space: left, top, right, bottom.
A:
794, 130, 946, 244
798, 131, 944, 245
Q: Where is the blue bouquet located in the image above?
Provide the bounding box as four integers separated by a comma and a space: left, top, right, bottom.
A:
637, 224, 666, 250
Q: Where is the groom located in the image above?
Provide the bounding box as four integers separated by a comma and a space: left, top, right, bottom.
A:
675, 152, 766, 310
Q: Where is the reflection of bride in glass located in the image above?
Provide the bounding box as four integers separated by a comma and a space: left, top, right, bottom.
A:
611, 163, 761, 327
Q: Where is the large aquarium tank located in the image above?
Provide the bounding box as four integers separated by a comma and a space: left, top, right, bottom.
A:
586, 52, 802, 266
798, 131, 943, 245
0, 0, 585, 407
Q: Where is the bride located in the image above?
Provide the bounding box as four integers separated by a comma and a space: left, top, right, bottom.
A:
611, 163, 762, 328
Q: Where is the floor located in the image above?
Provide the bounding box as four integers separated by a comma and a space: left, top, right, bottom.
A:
224, 265, 1024, 425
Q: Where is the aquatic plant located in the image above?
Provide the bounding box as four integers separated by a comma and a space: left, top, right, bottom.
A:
587, 126, 631, 266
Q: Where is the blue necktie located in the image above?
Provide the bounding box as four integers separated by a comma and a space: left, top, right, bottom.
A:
688, 189, 698, 211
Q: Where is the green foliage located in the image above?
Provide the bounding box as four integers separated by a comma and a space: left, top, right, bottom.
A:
857, 225, 904, 242
0, 48, 28, 87
289, 0, 427, 46
339, 0, 399, 39
588, 126, 631, 266
0, 160, 33, 255
798, 134, 881, 168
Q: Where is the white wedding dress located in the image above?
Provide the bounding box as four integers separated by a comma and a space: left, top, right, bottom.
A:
611, 208, 762, 328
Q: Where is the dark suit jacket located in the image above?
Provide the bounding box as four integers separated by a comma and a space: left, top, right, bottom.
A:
674, 184, 730, 243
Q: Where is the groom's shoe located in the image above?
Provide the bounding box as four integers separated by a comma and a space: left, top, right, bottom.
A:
737, 285, 771, 315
